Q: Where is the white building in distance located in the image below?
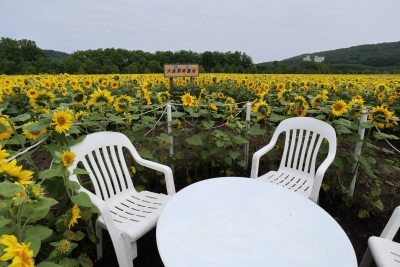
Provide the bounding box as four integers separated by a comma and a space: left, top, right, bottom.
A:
302, 55, 325, 62
314, 56, 325, 62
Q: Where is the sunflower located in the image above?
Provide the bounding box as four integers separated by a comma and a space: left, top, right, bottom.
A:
51, 110, 73, 134
247, 81, 255, 89
30, 91, 56, 108
374, 84, 388, 94
276, 83, 285, 91
181, 93, 195, 107
254, 87, 262, 96
0, 159, 33, 185
70, 79, 79, 88
57, 240, 73, 254
131, 166, 136, 174
209, 102, 218, 111
311, 93, 327, 109
225, 97, 238, 113
277, 89, 291, 104
0, 146, 9, 162
368, 105, 395, 128
252, 100, 271, 120
226, 114, 234, 124
61, 151, 76, 167
160, 140, 168, 146
377, 93, 385, 101
43, 80, 51, 89
287, 96, 309, 117
348, 98, 365, 116
26, 183, 44, 200
90, 88, 114, 106
0, 235, 34, 267
157, 91, 170, 105
73, 93, 87, 105
389, 95, 396, 104
101, 80, 109, 88
171, 119, 181, 130
75, 110, 88, 122
198, 88, 207, 100
211, 92, 217, 99
26, 88, 38, 99
83, 79, 92, 88
68, 204, 82, 229
114, 95, 134, 113
217, 92, 224, 99
0, 117, 13, 141
59, 87, 68, 96
331, 100, 347, 117
23, 121, 47, 140
143, 90, 152, 105
110, 81, 119, 89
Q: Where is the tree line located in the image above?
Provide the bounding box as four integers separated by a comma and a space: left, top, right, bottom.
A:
1, 37, 399, 75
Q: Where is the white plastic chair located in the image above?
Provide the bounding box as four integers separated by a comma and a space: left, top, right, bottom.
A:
68, 131, 175, 267
359, 206, 400, 267
250, 117, 336, 203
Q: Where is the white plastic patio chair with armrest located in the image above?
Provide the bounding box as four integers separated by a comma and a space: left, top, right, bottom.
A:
67, 131, 176, 267
250, 117, 336, 203
359, 206, 400, 267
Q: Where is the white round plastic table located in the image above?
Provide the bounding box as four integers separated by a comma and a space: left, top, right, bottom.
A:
156, 177, 357, 267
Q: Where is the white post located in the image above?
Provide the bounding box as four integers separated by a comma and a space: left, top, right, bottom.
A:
167, 104, 174, 157
348, 109, 369, 196
245, 102, 251, 167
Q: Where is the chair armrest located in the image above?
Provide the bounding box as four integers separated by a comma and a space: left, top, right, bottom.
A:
381, 206, 400, 240
250, 142, 277, 178
136, 158, 176, 196
76, 185, 106, 208
310, 152, 336, 202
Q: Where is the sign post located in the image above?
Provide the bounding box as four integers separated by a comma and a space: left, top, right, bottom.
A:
163, 63, 199, 100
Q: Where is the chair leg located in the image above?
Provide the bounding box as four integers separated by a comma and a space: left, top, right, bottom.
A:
96, 225, 103, 260
131, 241, 138, 260
359, 247, 373, 267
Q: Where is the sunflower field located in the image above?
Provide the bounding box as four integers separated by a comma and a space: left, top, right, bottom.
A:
0, 73, 399, 266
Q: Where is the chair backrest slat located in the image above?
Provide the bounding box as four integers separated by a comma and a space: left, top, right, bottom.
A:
116, 146, 134, 190
80, 157, 104, 198
94, 148, 117, 198
297, 130, 311, 171
309, 134, 324, 175
280, 130, 291, 169
84, 151, 112, 200
102, 146, 124, 194
292, 129, 304, 170
302, 131, 318, 175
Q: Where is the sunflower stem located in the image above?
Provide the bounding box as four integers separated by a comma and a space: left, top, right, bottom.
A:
16, 202, 24, 242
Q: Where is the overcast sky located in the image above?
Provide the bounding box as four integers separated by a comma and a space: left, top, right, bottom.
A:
1, 0, 400, 63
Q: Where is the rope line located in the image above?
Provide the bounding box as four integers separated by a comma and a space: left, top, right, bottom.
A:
145, 107, 166, 136
7, 134, 51, 162
374, 126, 400, 154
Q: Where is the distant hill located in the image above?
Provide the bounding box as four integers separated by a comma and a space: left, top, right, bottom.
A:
258, 41, 400, 69
43, 49, 70, 62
